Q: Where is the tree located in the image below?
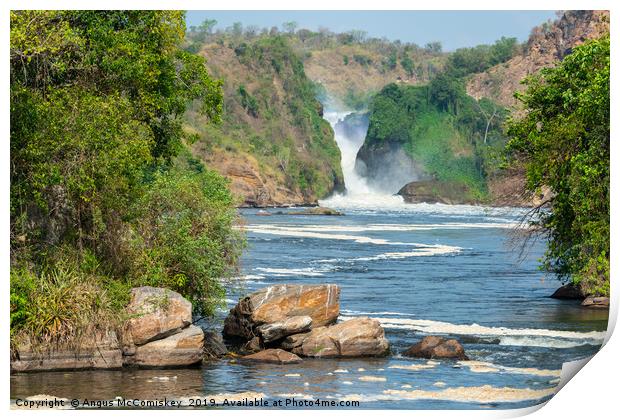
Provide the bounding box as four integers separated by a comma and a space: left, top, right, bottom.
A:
424, 41, 442, 53
400, 54, 414, 77
10, 11, 233, 327
282, 21, 298, 34
199, 18, 217, 35
475, 100, 498, 144
507, 36, 610, 296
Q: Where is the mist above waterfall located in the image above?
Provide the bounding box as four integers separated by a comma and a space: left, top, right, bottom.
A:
320, 110, 410, 208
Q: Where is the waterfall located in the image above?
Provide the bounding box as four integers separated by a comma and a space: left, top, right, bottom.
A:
320, 110, 406, 209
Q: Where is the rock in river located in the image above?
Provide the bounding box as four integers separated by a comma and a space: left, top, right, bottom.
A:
124, 286, 192, 346
581, 296, 610, 309
403, 336, 468, 360
242, 349, 302, 364
125, 325, 204, 367
550, 283, 585, 300
294, 317, 389, 358
11, 331, 123, 372
223, 284, 340, 341
257, 315, 313, 343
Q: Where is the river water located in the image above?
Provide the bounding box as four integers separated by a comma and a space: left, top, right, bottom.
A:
10, 112, 608, 410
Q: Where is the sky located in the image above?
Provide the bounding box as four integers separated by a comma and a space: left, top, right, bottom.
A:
185, 10, 558, 51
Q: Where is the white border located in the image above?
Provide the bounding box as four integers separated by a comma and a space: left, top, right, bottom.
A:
2, 1, 618, 419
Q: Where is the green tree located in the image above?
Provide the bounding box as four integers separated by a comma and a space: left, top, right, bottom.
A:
507, 36, 610, 296
10, 11, 237, 342
400, 54, 414, 77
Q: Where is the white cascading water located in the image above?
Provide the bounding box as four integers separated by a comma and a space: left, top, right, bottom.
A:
319, 111, 407, 210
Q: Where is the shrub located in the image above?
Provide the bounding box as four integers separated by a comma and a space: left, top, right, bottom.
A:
126, 169, 244, 315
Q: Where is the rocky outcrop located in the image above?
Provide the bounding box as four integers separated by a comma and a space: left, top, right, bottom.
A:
223, 285, 390, 359
486, 167, 553, 207
550, 284, 586, 300
467, 11, 610, 109
292, 318, 389, 358
122, 287, 204, 367
124, 325, 204, 367
581, 296, 610, 309
11, 332, 123, 373
403, 336, 468, 360
223, 284, 340, 342
257, 316, 313, 343
203, 330, 228, 359
280, 332, 312, 351
397, 180, 473, 205
241, 349, 302, 364
286, 207, 344, 216
355, 139, 427, 194
11, 287, 207, 372
124, 286, 192, 346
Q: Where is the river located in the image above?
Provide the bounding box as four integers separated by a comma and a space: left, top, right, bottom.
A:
10, 112, 608, 410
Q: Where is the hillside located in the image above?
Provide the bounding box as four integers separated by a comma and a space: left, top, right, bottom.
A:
467, 10, 610, 109
300, 42, 445, 109
184, 35, 344, 206
355, 83, 505, 203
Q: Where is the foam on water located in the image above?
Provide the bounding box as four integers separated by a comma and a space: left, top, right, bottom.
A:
247, 222, 521, 233
244, 225, 414, 245
255, 267, 326, 277
339, 316, 606, 348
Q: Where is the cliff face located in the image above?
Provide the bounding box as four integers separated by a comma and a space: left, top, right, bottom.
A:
185, 36, 343, 207
467, 10, 609, 109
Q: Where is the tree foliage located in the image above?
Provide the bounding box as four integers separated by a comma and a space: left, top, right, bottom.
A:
10, 11, 239, 342
507, 36, 610, 296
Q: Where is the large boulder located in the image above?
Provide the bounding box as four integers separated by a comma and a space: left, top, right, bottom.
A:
124, 286, 192, 346
257, 316, 312, 343
11, 331, 122, 372
241, 349, 302, 364
126, 325, 204, 367
293, 317, 389, 358
550, 284, 585, 300
223, 284, 340, 341
403, 336, 468, 360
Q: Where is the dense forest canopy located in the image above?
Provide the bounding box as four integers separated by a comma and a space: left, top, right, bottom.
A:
10, 11, 244, 345
507, 36, 610, 296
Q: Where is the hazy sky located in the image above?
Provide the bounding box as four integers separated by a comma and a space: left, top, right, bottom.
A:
185, 10, 557, 51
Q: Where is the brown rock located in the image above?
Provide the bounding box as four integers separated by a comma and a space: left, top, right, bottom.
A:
296, 317, 389, 358
403, 336, 468, 360
223, 284, 340, 341
581, 296, 610, 309
257, 315, 312, 342
287, 207, 344, 216
280, 332, 312, 351
397, 180, 471, 205
240, 336, 262, 354
242, 349, 302, 364
125, 286, 192, 346
11, 331, 122, 372
467, 11, 610, 108
126, 325, 204, 367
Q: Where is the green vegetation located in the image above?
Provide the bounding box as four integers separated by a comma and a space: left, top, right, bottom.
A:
507, 36, 610, 296
364, 82, 507, 201
187, 19, 447, 109
184, 32, 343, 201
359, 36, 520, 201
10, 11, 243, 347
